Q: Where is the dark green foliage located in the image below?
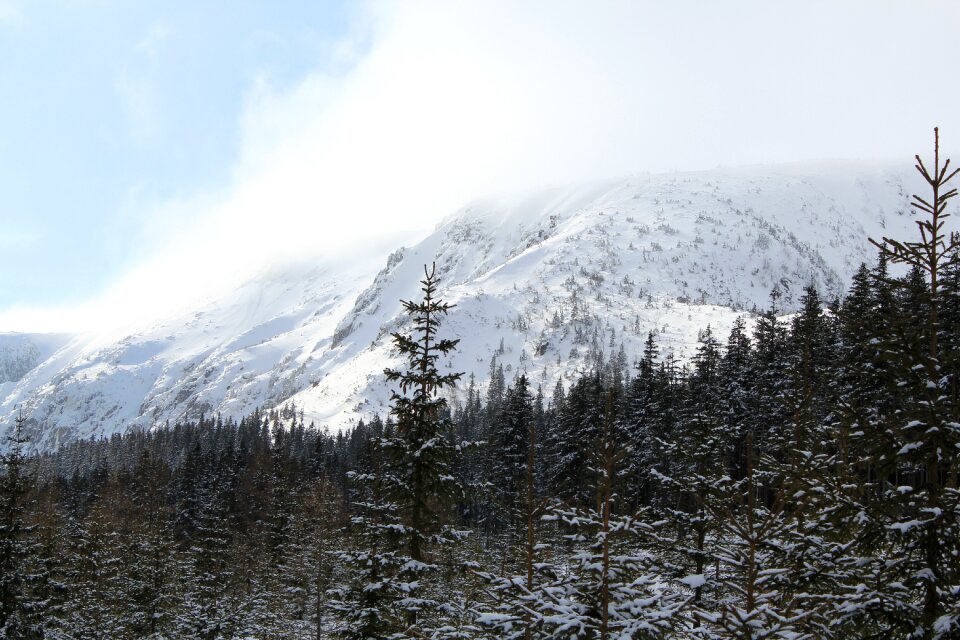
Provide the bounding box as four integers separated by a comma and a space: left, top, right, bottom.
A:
842, 129, 960, 638
382, 262, 463, 564
491, 375, 535, 538
0, 413, 37, 638
2, 134, 960, 637
331, 262, 466, 638
546, 371, 606, 506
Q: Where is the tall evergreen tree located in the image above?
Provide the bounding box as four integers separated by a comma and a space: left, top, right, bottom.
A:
330, 429, 409, 639
0, 412, 34, 638
625, 331, 662, 509
472, 375, 553, 640
491, 375, 535, 546
749, 289, 790, 458
652, 326, 728, 624
543, 392, 683, 638
546, 372, 605, 506
852, 128, 960, 638
381, 262, 464, 632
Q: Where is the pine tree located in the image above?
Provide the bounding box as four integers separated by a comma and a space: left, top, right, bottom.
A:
771, 285, 844, 637
749, 288, 790, 458
121, 451, 178, 637
21, 483, 67, 639
546, 372, 605, 507
292, 474, 345, 640
718, 317, 752, 478
175, 457, 239, 640
699, 431, 813, 639
624, 331, 662, 509
486, 357, 506, 426
329, 424, 409, 639
59, 484, 128, 639
452, 380, 491, 546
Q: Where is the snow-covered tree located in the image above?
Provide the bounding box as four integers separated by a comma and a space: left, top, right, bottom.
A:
541, 392, 684, 638
0, 412, 37, 638
839, 128, 960, 638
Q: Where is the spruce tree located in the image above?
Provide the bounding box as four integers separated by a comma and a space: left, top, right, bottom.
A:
472, 375, 553, 640
625, 331, 663, 509
491, 375, 535, 547
652, 326, 729, 626
749, 288, 790, 458
21, 484, 67, 639
541, 392, 683, 638
175, 456, 239, 640
853, 128, 960, 637
291, 474, 345, 640
381, 262, 464, 632
546, 372, 605, 507
718, 317, 752, 479
329, 424, 409, 639
0, 412, 34, 637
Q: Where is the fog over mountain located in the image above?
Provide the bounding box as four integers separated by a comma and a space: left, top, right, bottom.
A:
1, 161, 918, 450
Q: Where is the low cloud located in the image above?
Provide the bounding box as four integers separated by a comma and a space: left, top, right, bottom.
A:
4, 0, 959, 334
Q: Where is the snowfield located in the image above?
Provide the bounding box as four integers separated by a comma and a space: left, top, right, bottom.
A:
0, 162, 920, 450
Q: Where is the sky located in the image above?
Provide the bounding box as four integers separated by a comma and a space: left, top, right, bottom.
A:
1, 0, 959, 333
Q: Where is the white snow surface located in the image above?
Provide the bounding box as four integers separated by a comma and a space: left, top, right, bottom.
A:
0, 333, 73, 388
1, 162, 921, 450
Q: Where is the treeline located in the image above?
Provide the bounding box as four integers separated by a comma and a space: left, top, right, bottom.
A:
1, 137, 959, 638
0, 408, 364, 638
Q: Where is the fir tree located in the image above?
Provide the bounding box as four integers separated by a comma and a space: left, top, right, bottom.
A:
624, 331, 662, 509
175, 458, 239, 640
472, 374, 553, 640
292, 474, 345, 639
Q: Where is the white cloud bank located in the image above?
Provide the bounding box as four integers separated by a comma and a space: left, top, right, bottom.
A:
3, 0, 959, 333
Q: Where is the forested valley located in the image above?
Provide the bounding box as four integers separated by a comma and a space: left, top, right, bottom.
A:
1, 142, 959, 639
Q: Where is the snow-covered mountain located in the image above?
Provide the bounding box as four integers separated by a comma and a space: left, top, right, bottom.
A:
0, 333, 73, 387
1, 162, 920, 450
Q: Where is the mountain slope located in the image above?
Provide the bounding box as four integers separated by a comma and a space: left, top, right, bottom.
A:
0, 264, 374, 449
291, 162, 916, 426
1, 162, 920, 450
0, 332, 73, 389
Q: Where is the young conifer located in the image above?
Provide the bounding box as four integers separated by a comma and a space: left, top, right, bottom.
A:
0, 411, 34, 637
857, 128, 960, 637
381, 262, 464, 632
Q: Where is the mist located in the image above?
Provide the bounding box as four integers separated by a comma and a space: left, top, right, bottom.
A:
3, 0, 958, 333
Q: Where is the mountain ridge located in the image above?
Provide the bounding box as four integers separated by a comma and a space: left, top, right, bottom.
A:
1, 162, 920, 450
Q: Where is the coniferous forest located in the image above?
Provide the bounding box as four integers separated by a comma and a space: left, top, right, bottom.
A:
1, 137, 960, 639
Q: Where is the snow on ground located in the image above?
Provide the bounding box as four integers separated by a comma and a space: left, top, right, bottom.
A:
294, 161, 917, 427
0, 332, 74, 401
0, 162, 922, 449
